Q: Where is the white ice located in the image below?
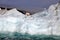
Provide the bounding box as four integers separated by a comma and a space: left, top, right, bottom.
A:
0, 3, 60, 35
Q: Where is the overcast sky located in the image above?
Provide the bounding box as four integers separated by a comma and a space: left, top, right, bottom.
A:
0, 0, 59, 12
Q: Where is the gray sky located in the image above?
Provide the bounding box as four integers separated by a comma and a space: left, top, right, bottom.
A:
0, 0, 59, 12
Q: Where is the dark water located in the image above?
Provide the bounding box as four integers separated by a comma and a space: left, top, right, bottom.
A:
0, 32, 60, 40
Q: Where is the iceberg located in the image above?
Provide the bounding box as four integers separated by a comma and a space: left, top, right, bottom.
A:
0, 3, 60, 36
